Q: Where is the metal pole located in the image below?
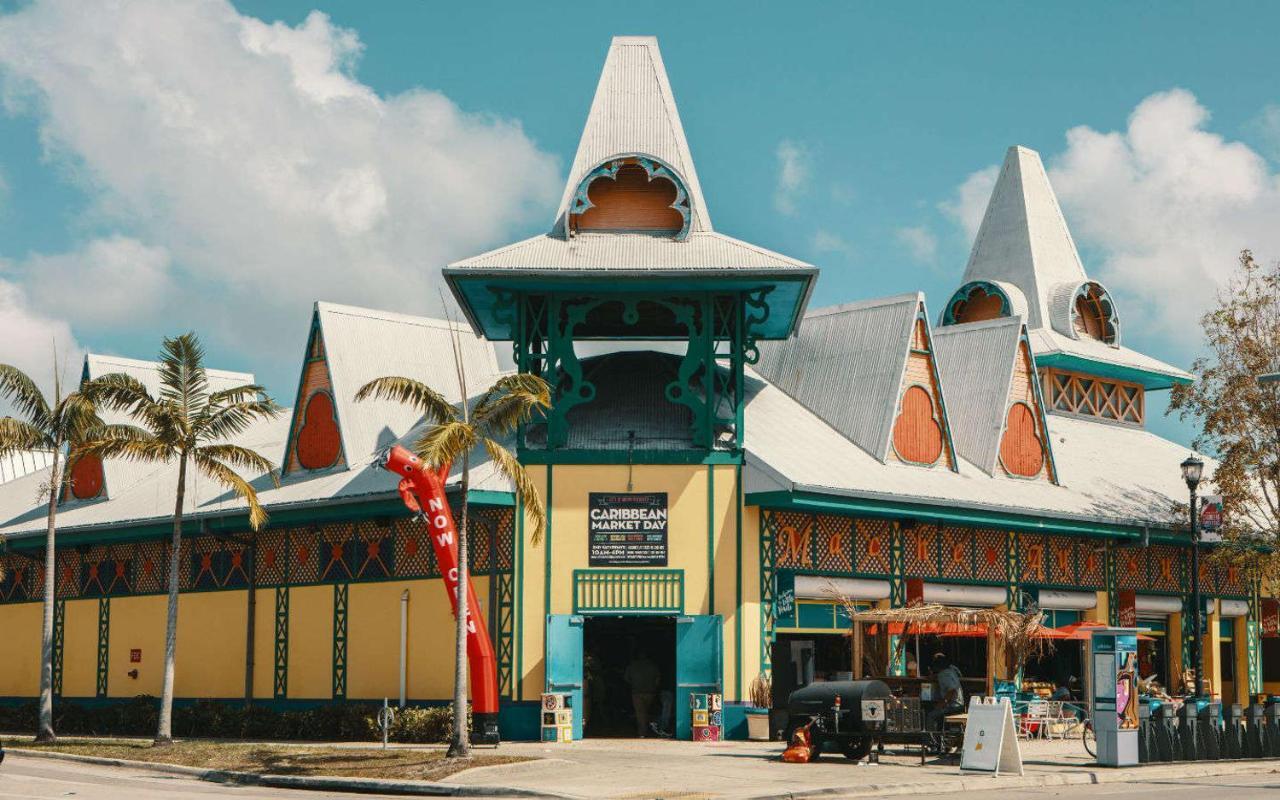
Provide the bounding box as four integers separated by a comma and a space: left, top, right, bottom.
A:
1189, 487, 1203, 699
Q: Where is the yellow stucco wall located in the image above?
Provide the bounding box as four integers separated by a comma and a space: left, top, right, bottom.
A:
517, 465, 548, 703
1233, 616, 1250, 706
1204, 603, 1222, 698
175, 590, 247, 698
740, 504, 762, 692
287, 585, 333, 699
346, 577, 487, 701
252, 588, 276, 699
62, 599, 99, 698
0, 602, 42, 696
107, 595, 166, 697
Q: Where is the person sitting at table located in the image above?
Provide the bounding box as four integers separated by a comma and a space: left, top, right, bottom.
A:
1050, 679, 1072, 701
925, 653, 965, 751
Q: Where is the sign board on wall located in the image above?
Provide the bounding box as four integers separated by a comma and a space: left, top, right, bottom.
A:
1117, 589, 1137, 628
130, 649, 142, 663
588, 493, 669, 566
1262, 599, 1280, 638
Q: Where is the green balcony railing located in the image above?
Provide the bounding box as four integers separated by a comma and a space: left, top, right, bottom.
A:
572, 569, 684, 615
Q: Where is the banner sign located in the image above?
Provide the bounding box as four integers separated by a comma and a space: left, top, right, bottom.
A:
1199, 496, 1223, 543
589, 492, 669, 566
1117, 589, 1137, 628
775, 570, 796, 622
1262, 599, 1280, 639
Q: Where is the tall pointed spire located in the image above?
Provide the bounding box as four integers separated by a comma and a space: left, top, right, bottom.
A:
961, 146, 1087, 330
553, 36, 711, 234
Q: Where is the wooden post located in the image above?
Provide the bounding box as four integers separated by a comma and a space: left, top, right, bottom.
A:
852, 620, 863, 679
986, 626, 997, 697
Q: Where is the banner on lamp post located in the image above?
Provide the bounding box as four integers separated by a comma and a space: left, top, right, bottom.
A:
1199, 496, 1223, 543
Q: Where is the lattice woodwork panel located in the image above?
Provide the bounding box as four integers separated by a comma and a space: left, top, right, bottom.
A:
1075, 540, 1105, 589
1197, 560, 1219, 595
132, 540, 166, 594
1020, 534, 1048, 584
812, 515, 853, 572
972, 530, 1007, 583
290, 526, 321, 584
56, 549, 81, 599
1042, 369, 1143, 425
772, 511, 815, 570
1116, 548, 1146, 589
350, 520, 394, 580
854, 518, 892, 575
466, 507, 494, 573
1046, 537, 1076, 585
318, 522, 357, 582
1147, 544, 1182, 594
255, 530, 289, 586
494, 508, 515, 571
393, 517, 435, 579
903, 524, 939, 578
189, 535, 251, 590
939, 527, 973, 580
0, 554, 39, 602
1220, 562, 1247, 596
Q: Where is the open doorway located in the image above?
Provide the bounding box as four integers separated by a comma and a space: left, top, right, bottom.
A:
583, 615, 675, 738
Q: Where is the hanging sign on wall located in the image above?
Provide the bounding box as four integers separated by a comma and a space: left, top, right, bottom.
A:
589, 492, 669, 566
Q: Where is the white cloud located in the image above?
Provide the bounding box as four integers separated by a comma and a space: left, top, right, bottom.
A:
811, 229, 851, 255
15, 236, 172, 327
940, 165, 998, 241
0, 278, 82, 409
0, 1, 559, 373
1047, 89, 1280, 344
1249, 103, 1280, 162
774, 139, 810, 215
895, 225, 938, 264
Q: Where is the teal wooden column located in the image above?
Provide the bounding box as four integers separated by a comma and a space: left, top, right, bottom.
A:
52, 598, 65, 698
1105, 540, 1119, 626
888, 522, 905, 676
332, 582, 348, 699
273, 586, 289, 700
759, 510, 776, 675
95, 598, 109, 698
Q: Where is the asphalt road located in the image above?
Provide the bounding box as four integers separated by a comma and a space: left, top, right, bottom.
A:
0, 753, 444, 799
908, 772, 1280, 800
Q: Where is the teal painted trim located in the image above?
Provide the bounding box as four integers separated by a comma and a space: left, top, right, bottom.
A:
734, 464, 743, 702
517, 449, 742, 466
746, 490, 1162, 540
273, 586, 288, 700
52, 598, 65, 698
916, 308, 960, 474
515, 494, 524, 702
1035, 352, 1190, 390
940, 281, 1013, 326
467, 490, 515, 506
571, 569, 684, 615
707, 465, 715, 616
95, 598, 109, 698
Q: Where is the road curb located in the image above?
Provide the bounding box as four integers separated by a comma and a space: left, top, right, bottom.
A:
743, 758, 1280, 799
5, 747, 580, 798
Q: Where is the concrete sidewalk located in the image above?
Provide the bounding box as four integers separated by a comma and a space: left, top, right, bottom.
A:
446, 738, 1280, 799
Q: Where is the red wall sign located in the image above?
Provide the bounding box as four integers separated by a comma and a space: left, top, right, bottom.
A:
130, 649, 142, 663
1117, 589, 1137, 628
1262, 599, 1280, 639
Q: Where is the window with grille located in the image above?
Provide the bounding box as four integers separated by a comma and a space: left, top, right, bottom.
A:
1040, 368, 1143, 425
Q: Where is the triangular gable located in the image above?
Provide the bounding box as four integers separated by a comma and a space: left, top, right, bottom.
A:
887, 306, 958, 472
962, 146, 1087, 332
932, 316, 1024, 476
553, 36, 710, 236
283, 312, 345, 475
998, 332, 1058, 484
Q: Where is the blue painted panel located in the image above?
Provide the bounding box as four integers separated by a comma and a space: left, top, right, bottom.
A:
675, 614, 723, 741
498, 700, 542, 741
545, 614, 584, 741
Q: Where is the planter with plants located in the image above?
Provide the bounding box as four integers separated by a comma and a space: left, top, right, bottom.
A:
746, 674, 772, 741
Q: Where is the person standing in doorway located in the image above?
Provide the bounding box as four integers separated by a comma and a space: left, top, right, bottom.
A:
624, 649, 661, 737
925, 653, 965, 752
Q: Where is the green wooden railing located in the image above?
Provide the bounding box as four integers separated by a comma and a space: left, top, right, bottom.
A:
573, 569, 684, 614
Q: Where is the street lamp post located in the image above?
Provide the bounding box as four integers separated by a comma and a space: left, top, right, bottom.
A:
1181, 454, 1205, 699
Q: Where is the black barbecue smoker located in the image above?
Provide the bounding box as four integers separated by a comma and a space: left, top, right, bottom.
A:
785, 679, 893, 760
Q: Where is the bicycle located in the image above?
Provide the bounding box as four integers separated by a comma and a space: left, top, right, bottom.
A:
1081, 714, 1096, 757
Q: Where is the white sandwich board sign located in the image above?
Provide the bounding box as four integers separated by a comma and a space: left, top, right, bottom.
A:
959, 697, 1023, 776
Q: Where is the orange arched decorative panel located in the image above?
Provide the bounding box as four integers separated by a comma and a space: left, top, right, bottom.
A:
577, 163, 684, 233
892, 385, 943, 465
68, 453, 104, 500
1000, 402, 1045, 477
296, 391, 341, 470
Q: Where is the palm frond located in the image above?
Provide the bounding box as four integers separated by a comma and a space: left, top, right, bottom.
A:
413, 420, 476, 469
74, 424, 171, 464
0, 363, 51, 429
356, 376, 457, 425
53, 392, 104, 444
0, 417, 53, 456
196, 443, 279, 486
198, 395, 282, 441
483, 437, 545, 544
193, 452, 268, 530
158, 332, 208, 416
84, 373, 159, 418
473, 374, 551, 422
474, 379, 551, 438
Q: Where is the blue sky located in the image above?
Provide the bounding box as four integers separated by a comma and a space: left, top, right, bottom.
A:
1, 0, 1279, 448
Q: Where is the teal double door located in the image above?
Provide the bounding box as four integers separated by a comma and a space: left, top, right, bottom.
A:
546, 614, 723, 741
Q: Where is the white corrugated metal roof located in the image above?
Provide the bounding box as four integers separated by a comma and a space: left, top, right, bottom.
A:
743, 367, 1210, 529
0, 450, 53, 485
313, 302, 502, 471
754, 294, 921, 462
962, 146, 1087, 332
447, 231, 813, 273
1028, 328, 1192, 383
932, 317, 1024, 476
552, 36, 710, 235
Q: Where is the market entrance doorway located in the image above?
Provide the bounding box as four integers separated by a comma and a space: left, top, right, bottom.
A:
583, 615, 675, 738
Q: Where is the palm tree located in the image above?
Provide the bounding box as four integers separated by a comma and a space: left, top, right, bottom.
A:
357, 341, 548, 758
78, 333, 281, 745
0, 354, 101, 742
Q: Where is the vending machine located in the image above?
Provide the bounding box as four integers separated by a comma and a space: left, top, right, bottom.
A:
1089, 628, 1142, 766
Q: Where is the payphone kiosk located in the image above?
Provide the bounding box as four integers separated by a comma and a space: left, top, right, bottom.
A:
1090, 628, 1142, 766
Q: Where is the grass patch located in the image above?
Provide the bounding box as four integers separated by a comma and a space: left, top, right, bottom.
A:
2, 737, 531, 782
